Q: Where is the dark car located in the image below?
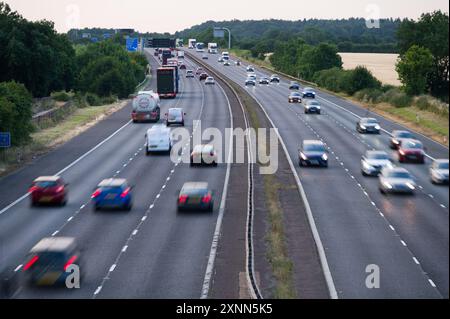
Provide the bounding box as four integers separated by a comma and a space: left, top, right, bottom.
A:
304, 100, 321, 114
299, 140, 329, 167
398, 139, 426, 164
245, 78, 256, 86
289, 81, 300, 90
179, 64, 187, 70
23, 237, 82, 286
288, 92, 302, 103
390, 130, 415, 149
302, 87, 316, 99
199, 73, 208, 81
29, 176, 68, 207
177, 182, 214, 212
356, 118, 381, 134
91, 178, 133, 211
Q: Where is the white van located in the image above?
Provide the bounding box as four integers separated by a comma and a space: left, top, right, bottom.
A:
145, 125, 173, 155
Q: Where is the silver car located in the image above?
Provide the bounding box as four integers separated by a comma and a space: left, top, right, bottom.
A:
205, 77, 215, 85
379, 167, 416, 194
430, 159, 449, 184
361, 150, 393, 176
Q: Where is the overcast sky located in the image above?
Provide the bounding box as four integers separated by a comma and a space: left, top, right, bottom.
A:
4, 0, 449, 33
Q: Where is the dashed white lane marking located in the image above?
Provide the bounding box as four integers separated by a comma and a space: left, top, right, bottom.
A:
428, 194, 434, 199
413, 257, 420, 265
121, 245, 128, 253
389, 225, 395, 231
80, 204, 86, 210
14, 265, 23, 272
162, 185, 166, 189
156, 194, 161, 199
94, 286, 102, 295
141, 216, 147, 222
132, 229, 138, 236
109, 264, 117, 272
52, 230, 59, 237
429, 279, 437, 288
150, 204, 154, 209
401, 240, 407, 247
440, 204, 447, 209
67, 216, 73, 222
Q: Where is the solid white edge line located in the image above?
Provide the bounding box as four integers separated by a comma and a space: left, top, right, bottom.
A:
200, 73, 234, 300
251, 92, 338, 299
0, 119, 133, 216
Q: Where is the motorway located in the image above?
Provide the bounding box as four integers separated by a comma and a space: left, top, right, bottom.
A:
0, 52, 235, 298
188, 49, 449, 298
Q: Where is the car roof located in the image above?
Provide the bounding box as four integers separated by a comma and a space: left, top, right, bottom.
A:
385, 167, 409, 173
207, 76, 214, 79
402, 139, 423, 147
434, 159, 449, 164
306, 100, 319, 103
98, 178, 127, 187
193, 144, 214, 151
182, 182, 209, 191
366, 150, 388, 156
30, 237, 76, 253
303, 140, 324, 146
290, 92, 301, 95
169, 108, 182, 112
34, 176, 61, 182
304, 87, 314, 90
361, 117, 378, 121
392, 130, 411, 134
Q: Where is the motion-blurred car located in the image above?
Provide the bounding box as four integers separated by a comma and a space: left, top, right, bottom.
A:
390, 130, 415, 149
202, 54, 208, 60
289, 81, 300, 90
190, 144, 218, 166
299, 140, 328, 167
304, 100, 321, 114
247, 73, 257, 81
199, 73, 208, 81
29, 176, 68, 207
218, 57, 224, 63
177, 182, 214, 212
246, 65, 255, 73
356, 118, 381, 134
205, 77, 215, 85
186, 70, 195, 78
91, 178, 133, 211
223, 61, 230, 66
379, 167, 416, 194
145, 125, 173, 154
361, 150, 394, 176
430, 159, 449, 184
302, 87, 316, 98
398, 139, 426, 164
23, 237, 81, 286
245, 78, 256, 86
270, 74, 280, 83
235, 60, 241, 66
288, 92, 302, 103
165, 108, 186, 126
259, 77, 270, 85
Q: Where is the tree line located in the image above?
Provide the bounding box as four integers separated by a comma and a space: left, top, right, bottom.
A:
0, 2, 148, 146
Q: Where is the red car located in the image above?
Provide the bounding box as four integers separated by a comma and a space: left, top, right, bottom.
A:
199, 73, 208, 81
398, 139, 426, 164
29, 176, 68, 206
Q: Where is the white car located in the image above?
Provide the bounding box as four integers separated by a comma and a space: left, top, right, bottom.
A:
190, 144, 218, 166
165, 108, 185, 126
379, 167, 416, 194
430, 159, 449, 184
186, 70, 194, 78
223, 61, 230, 66
145, 125, 173, 155
304, 100, 321, 114
361, 150, 394, 176
205, 77, 215, 85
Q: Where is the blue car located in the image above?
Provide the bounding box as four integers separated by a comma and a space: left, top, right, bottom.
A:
299, 140, 329, 168
302, 87, 316, 99
91, 178, 133, 211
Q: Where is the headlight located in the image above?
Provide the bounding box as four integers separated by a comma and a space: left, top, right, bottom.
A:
375, 125, 381, 130
300, 153, 308, 160
406, 182, 415, 190
363, 161, 373, 170
393, 140, 400, 145
360, 125, 366, 130
322, 154, 328, 161
384, 182, 393, 189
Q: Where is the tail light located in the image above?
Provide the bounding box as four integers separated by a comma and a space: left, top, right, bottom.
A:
64, 255, 78, 271
202, 193, 212, 204
23, 255, 39, 271
91, 189, 101, 199
399, 150, 405, 156
120, 187, 131, 198
178, 195, 188, 204
55, 186, 64, 193
29, 186, 39, 193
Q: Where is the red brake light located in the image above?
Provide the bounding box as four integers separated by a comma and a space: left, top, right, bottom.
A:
64, 255, 78, 271
120, 187, 131, 198
56, 186, 64, 193
29, 186, 39, 193
179, 195, 188, 204
91, 189, 101, 199
202, 193, 212, 204
399, 150, 405, 155
23, 256, 39, 271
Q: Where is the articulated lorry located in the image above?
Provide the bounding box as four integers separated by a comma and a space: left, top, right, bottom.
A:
157, 67, 178, 99
188, 39, 196, 49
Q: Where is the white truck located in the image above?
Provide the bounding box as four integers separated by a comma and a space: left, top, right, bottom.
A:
208, 43, 218, 54
132, 91, 161, 123
188, 39, 197, 49
177, 51, 185, 59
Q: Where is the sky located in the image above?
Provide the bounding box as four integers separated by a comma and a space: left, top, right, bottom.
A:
4, 0, 449, 33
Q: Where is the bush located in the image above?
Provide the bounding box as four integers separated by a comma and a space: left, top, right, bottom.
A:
381, 88, 413, 107
85, 93, 102, 106
354, 88, 383, 104
51, 91, 71, 102
313, 68, 349, 92
101, 95, 118, 105
73, 92, 87, 108
415, 95, 449, 116
343, 66, 382, 95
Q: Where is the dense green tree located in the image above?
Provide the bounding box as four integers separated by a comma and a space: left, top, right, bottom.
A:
297, 43, 342, 80
396, 45, 434, 95
343, 66, 382, 95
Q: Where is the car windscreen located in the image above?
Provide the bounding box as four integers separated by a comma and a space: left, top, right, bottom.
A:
33, 252, 68, 268
291, 93, 301, 97
35, 181, 58, 188
387, 172, 411, 179
363, 119, 378, 124
404, 141, 423, 149
169, 109, 182, 117
396, 131, 413, 138
437, 162, 449, 169
367, 153, 388, 160
304, 144, 325, 152
307, 101, 319, 105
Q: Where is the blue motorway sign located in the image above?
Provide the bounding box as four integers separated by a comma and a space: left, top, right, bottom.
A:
0, 132, 11, 148
126, 37, 139, 52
